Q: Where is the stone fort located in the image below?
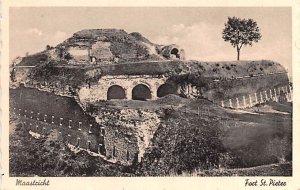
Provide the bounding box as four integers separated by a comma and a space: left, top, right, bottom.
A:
10, 29, 292, 166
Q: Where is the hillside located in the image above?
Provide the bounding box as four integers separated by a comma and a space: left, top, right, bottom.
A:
136, 96, 292, 176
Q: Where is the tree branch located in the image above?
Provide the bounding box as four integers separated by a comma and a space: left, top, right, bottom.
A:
239, 43, 243, 49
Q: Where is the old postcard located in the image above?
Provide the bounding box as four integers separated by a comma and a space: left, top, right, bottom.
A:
1, 0, 300, 189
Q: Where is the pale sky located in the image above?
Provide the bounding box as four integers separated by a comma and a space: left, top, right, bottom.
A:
10, 7, 292, 73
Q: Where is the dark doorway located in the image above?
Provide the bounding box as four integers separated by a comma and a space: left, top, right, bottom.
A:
157, 83, 177, 97
132, 84, 152, 100
107, 85, 126, 100
170, 48, 180, 59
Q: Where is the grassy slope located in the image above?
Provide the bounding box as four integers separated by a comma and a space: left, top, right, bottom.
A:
135, 96, 292, 176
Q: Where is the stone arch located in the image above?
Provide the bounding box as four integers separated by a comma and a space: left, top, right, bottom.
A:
157, 83, 177, 97
107, 85, 126, 100
132, 84, 152, 100
161, 45, 185, 60
170, 48, 180, 59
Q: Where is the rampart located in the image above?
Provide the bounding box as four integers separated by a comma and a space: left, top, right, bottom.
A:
10, 87, 103, 153
10, 60, 293, 166
12, 109, 101, 152
10, 87, 161, 166
200, 72, 292, 108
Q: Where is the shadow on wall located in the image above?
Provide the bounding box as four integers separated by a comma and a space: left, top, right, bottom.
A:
132, 84, 152, 101
106, 82, 179, 101
161, 45, 185, 60
157, 83, 178, 98
107, 85, 126, 100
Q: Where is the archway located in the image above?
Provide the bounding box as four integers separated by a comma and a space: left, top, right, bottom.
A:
107, 85, 126, 100
170, 48, 180, 59
157, 83, 177, 97
132, 84, 152, 100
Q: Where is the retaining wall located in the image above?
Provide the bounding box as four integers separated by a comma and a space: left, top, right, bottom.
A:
11, 108, 102, 153
202, 72, 290, 103
10, 87, 103, 153
219, 84, 292, 109
93, 108, 161, 165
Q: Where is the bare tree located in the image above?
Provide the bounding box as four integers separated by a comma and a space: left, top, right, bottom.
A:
222, 17, 262, 60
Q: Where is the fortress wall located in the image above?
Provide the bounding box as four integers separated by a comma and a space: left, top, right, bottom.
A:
9, 87, 147, 165
201, 73, 290, 104
94, 108, 161, 165
10, 87, 102, 152
94, 110, 140, 165
13, 111, 101, 152
78, 75, 167, 102
104, 123, 139, 165
68, 47, 90, 62
90, 41, 114, 61
10, 61, 292, 165
219, 84, 292, 109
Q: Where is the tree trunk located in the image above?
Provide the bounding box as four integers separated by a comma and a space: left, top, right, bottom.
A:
237, 46, 240, 61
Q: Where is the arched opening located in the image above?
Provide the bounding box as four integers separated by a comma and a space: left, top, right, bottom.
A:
132, 84, 152, 100
157, 83, 177, 97
107, 85, 126, 100
170, 48, 180, 59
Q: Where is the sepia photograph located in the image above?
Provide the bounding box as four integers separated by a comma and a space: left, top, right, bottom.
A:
7, 6, 293, 179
